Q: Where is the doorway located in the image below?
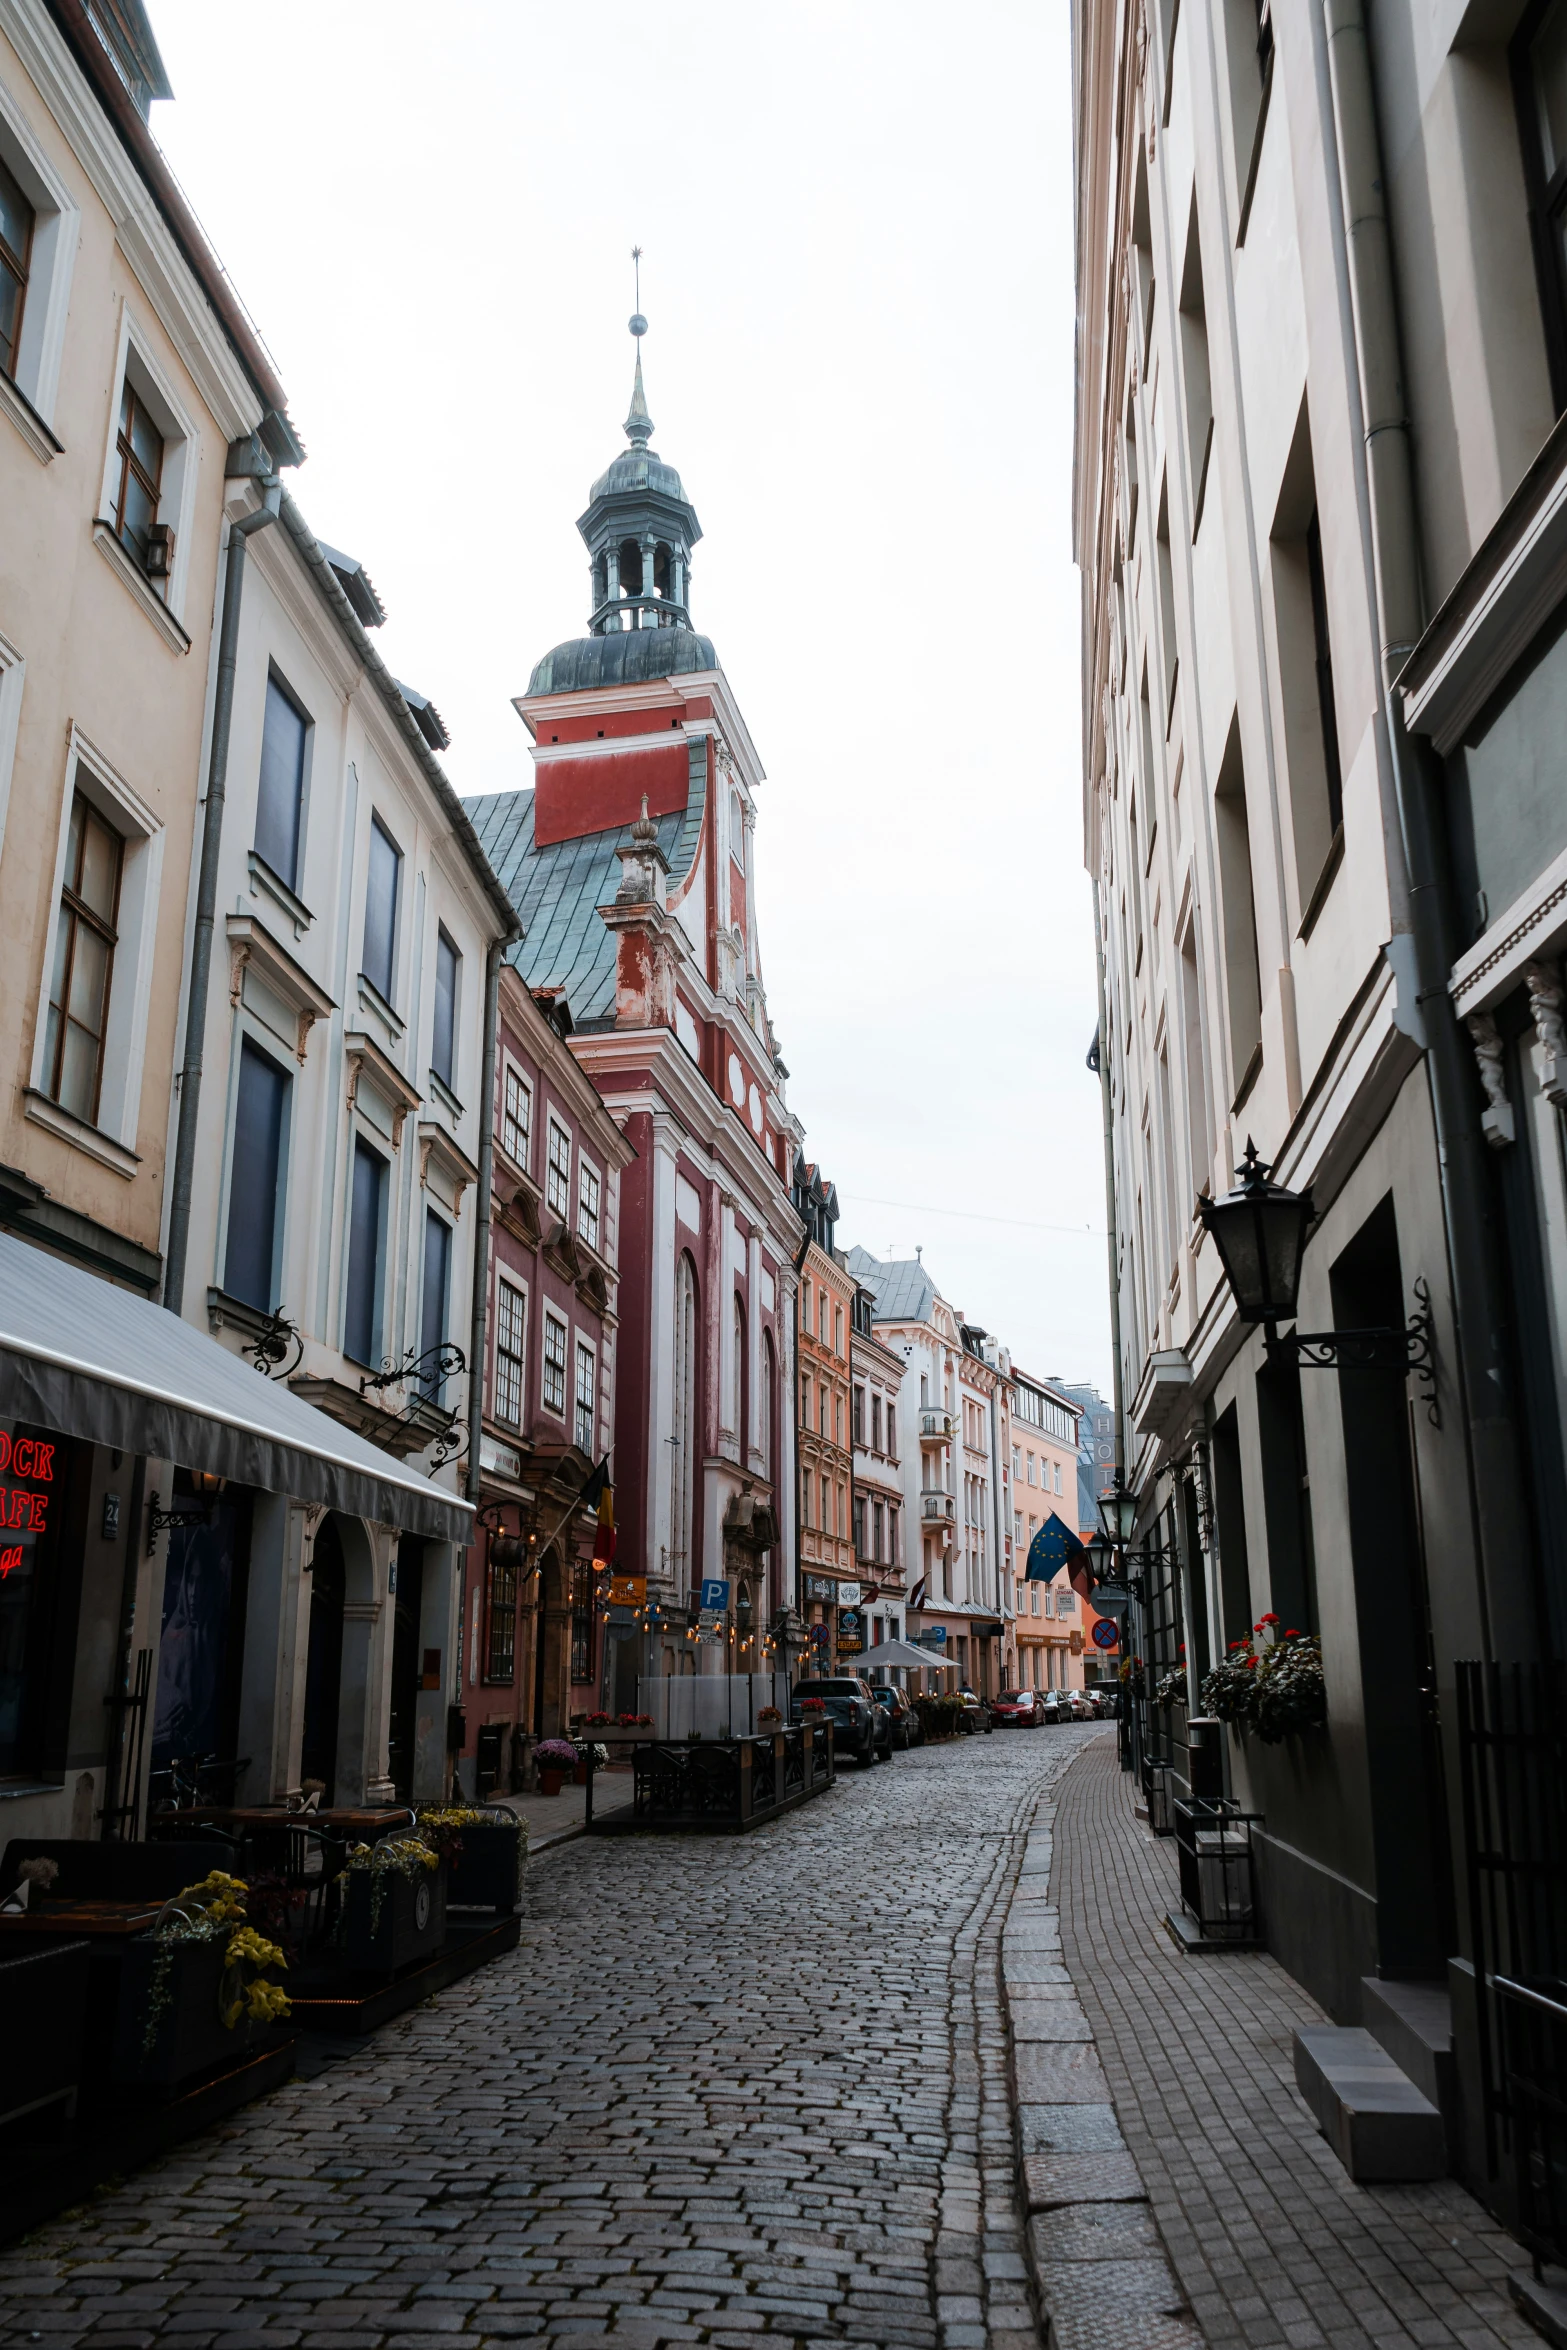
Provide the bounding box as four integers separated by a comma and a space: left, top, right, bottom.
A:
150, 1480, 253, 1794
301, 1516, 347, 1800
387, 1534, 425, 1802
1331, 1196, 1456, 1975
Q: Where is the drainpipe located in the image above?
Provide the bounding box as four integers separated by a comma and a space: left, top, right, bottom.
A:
1090, 893, 1126, 1487
163, 468, 282, 1315
1322, 0, 1535, 1658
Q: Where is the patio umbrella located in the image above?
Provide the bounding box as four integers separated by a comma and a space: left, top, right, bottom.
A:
857, 1639, 960, 1671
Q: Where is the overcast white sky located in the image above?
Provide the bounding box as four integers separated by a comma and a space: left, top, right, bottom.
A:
148, 0, 1109, 1391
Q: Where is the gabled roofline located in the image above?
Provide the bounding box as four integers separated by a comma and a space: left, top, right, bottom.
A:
45, 0, 295, 425
275, 491, 520, 941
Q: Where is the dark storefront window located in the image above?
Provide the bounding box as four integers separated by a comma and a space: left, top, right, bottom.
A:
149, 1479, 253, 1795
0, 1424, 75, 1783
570, 1557, 594, 1686
486, 1536, 517, 1685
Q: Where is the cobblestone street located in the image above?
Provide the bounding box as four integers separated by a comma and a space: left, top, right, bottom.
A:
0, 1730, 1100, 2350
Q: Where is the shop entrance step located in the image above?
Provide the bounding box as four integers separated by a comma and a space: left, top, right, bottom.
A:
1293, 2024, 1447, 2181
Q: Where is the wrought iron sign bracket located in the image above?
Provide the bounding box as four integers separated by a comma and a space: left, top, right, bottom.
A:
243, 1309, 303, 1381
1265, 1277, 1439, 1426
145, 1490, 217, 1557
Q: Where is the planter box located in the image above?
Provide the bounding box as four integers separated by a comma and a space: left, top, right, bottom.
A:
537, 1770, 565, 1796
112, 1937, 261, 2092
0, 1940, 90, 2124
443, 1822, 524, 1915
343, 1861, 446, 1974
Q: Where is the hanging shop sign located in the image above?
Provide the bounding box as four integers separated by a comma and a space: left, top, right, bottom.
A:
608, 1573, 646, 1608
804, 1575, 836, 1602
837, 1582, 862, 1609
838, 1609, 863, 1655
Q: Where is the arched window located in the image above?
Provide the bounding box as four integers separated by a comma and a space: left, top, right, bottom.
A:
733, 1295, 747, 1451
761, 1333, 776, 1477
672, 1253, 697, 1590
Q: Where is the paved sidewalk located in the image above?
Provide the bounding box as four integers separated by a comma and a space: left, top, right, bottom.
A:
1049, 1734, 1538, 2350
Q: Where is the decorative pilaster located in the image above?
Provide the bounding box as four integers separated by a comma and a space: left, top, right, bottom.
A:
1525, 960, 1567, 1107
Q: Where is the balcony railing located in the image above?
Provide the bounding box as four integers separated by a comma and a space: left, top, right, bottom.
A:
921, 1491, 956, 1526
920, 1409, 953, 1444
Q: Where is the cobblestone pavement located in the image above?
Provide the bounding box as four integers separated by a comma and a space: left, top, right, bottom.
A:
0, 1725, 1104, 2350
1051, 1735, 1537, 2350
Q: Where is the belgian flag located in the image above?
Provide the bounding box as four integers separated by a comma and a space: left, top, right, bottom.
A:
582, 1458, 616, 1566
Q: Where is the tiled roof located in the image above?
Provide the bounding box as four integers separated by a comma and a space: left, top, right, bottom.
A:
463, 746, 706, 1029
845, 1246, 939, 1325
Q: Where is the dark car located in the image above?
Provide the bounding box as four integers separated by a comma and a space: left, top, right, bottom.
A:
791, 1677, 886, 1766
990, 1688, 1043, 1728
869, 1684, 921, 1749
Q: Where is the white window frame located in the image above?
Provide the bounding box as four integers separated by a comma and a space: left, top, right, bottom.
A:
574, 1334, 596, 1455
0, 627, 22, 863
577, 1155, 601, 1253
542, 1307, 568, 1416
26, 726, 165, 1175
546, 1115, 571, 1220
493, 1273, 527, 1429
0, 77, 79, 448
500, 1058, 532, 1172
215, 1009, 295, 1310
96, 304, 200, 623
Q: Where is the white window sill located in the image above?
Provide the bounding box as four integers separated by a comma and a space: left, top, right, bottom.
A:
91, 521, 190, 655
23, 1088, 140, 1178
248, 849, 314, 940
0, 366, 61, 465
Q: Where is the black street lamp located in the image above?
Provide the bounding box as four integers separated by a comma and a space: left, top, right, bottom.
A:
1196, 1138, 1314, 1326
1097, 1479, 1139, 1547
1199, 1137, 1438, 1413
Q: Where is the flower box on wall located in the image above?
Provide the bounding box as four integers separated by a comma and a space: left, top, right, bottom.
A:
111, 1939, 260, 2093
343, 1860, 447, 1973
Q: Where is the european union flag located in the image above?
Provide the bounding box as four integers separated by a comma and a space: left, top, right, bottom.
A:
1026, 1511, 1085, 1581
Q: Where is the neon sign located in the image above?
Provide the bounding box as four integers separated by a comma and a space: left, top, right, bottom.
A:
0, 1434, 53, 1576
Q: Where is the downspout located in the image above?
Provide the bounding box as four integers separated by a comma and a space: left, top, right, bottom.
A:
1322, 0, 1535, 1660
1090, 891, 1126, 1483
163, 466, 282, 1315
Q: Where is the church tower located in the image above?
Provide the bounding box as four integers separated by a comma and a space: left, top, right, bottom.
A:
464, 285, 809, 1704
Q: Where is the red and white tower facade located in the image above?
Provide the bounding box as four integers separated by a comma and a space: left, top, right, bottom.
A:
469, 315, 803, 1704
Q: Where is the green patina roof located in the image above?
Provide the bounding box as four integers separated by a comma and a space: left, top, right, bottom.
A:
463, 737, 707, 1029
526, 629, 717, 700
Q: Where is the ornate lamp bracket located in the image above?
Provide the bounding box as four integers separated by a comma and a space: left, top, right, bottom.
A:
1267, 1276, 1440, 1426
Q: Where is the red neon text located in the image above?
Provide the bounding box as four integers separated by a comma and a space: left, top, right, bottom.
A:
0, 1487, 47, 1533
0, 1437, 53, 1481
0, 1545, 20, 1579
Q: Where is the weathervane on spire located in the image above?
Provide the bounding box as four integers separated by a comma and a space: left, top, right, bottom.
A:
624, 243, 653, 449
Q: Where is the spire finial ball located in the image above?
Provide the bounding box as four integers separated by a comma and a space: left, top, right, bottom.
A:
629, 312, 647, 337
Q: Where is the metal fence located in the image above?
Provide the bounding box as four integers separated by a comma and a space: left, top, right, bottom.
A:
1456, 1660, 1567, 2267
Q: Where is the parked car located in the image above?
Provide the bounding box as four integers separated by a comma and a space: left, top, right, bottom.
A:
955, 1686, 990, 1734
1061, 1688, 1094, 1721
791, 1678, 885, 1767
869, 1685, 921, 1749
1040, 1689, 1063, 1724
990, 1688, 1044, 1728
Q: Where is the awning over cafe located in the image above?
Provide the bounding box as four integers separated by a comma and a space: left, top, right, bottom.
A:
862, 1639, 960, 1670
0, 1230, 471, 1543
